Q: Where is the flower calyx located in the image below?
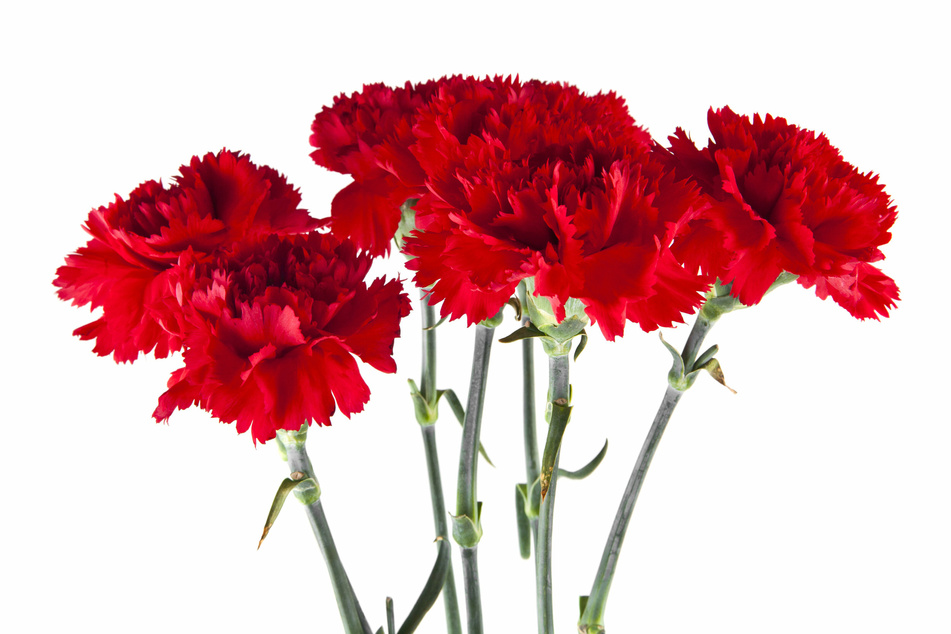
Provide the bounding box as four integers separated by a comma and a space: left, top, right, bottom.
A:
700, 273, 799, 323
394, 198, 420, 256
661, 333, 736, 394
500, 277, 589, 357
699, 280, 744, 323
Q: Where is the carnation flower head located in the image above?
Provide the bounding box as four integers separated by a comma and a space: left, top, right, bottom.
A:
154, 232, 411, 444
402, 76, 711, 340
662, 107, 898, 318
310, 80, 441, 256
54, 150, 321, 362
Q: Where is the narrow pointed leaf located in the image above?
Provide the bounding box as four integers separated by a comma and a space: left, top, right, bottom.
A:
498, 325, 547, 343
695, 358, 737, 393
397, 537, 452, 634
692, 344, 719, 372
659, 332, 685, 381
573, 330, 588, 362
539, 400, 572, 501
440, 389, 494, 467
515, 485, 531, 559
525, 477, 541, 519
557, 439, 608, 481
257, 473, 319, 549
422, 315, 449, 331
440, 388, 465, 425
386, 597, 395, 634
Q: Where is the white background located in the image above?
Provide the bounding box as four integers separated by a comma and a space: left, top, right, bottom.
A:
2, 1, 948, 632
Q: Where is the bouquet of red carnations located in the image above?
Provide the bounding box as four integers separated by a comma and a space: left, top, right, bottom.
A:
54, 76, 897, 634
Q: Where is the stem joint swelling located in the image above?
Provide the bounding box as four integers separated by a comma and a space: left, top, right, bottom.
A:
451, 502, 484, 548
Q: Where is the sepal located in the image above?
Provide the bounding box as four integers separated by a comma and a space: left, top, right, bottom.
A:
394, 198, 420, 255
523, 277, 589, 357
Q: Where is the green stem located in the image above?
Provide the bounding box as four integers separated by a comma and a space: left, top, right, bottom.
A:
520, 282, 541, 542
417, 292, 463, 634
420, 291, 438, 402
537, 352, 570, 634
455, 324, 495, 634
280, 430, 372, 634
420, 425, 463, 634
461, 548, 483, 634
578, 311, 715, 634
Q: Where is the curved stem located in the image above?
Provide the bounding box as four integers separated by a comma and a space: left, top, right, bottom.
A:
537, 352, 570, 634
578, 312, 715, 634
281, 431, 372, 634
455, 324, 495, 634
417, 292, 463, 634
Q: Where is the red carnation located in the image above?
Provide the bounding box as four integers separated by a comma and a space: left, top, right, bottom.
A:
310, 80, 440, 255
663, 107, 898, 318
54, 150, 321, 362
403, 77, 710, 340
154, 233, 411, 444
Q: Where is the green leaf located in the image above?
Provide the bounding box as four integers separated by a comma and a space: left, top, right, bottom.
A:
539, 399, 572, 501
692, 344, 719, 371
439, 388, 465, 425
498, 325, 548, 343
557, 439, 608, 481
257, 473, 320, 549
573, 330, 588, 362
386, 597, 395, 634
422, 315, 448, 331
579, 595, 589, 619
524, 478, 541, 519
659, 332, 685, 383
692, 357, 737, 394
397, 537, 452, 634
515, 485, 531, 559
440, 389, 494, 467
